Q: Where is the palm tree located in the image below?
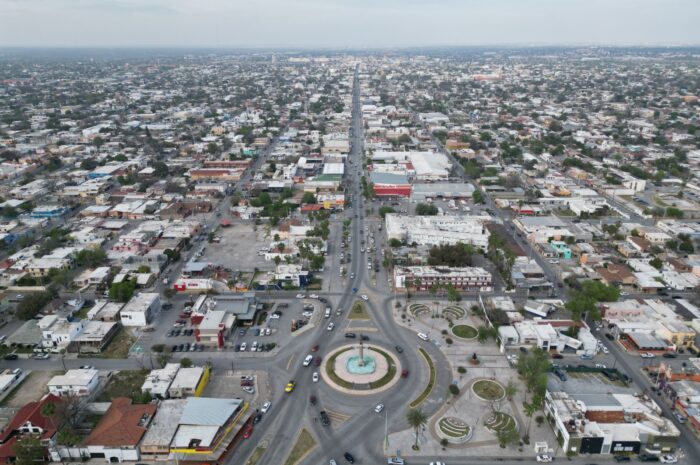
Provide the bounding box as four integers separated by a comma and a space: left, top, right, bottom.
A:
523, 400, 538, 439
406, 408, 428, 450
505, 379, 519, 401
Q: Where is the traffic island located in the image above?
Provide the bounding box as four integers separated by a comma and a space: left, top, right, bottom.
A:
322, 343, 401, 395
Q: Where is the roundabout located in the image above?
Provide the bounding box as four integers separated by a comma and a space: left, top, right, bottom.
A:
322, 342, 402, 395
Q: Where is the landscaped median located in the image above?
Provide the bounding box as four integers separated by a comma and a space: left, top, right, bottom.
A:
409, 348, 436, 408
283, 428, 316, 465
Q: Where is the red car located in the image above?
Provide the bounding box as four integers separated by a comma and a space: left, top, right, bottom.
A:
401, 370, 409, 378
311, 344, 319, 352
243, 426, 253, 439
314, 356, 322, 367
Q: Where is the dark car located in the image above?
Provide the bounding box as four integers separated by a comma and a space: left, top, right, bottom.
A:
613, 456, 631, 462
178, 344, 185, 351
235, 344, 241, 352
343, 452, 355, 463
519, 347, 528, 354
662, 353, 677, 358
314, 356, 322, 367
395, 345, 404, 353
401, 369, 409, 378
253, 413, 262, 424
360, 335, 370, 341
172, 345, 179, 352
551, 353, 563, 359
345, 333, 357, 339
3, 354, 18, 360
239, 329, 247, 336
637, 454, 660, 462
605, 333, 615, 340
320, 410, 330, 426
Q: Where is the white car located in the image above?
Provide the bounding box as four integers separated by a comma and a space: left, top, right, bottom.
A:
374, 403, 384, 413
326, 322, 335, 331
240, 342, 247, 351
243, 386, 255, 394
302, 311, 313, 318
261, 401, 271, 413
660, 455, 678, 463
641, 352, 656, 358
417, 332, 429, 341
536, 455, 553, 463
309, 293, 319, 299
361, 294, 369, 301
303, 354, 313, 367
269, 313, 280, 319
595, 363, 607, 369
429, 462, 446, 465
312, 372, 319, 383
296, 293, 306, 299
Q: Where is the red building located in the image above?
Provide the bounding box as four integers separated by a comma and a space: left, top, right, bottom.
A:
370, 172, 412, 197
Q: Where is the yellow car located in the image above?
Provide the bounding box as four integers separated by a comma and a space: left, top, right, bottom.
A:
285, 381, 295, 393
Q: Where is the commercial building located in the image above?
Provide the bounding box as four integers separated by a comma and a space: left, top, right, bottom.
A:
369, 172, 411, 197
393, 266, 492, 292
168, 366, 209, 398
385, 214, 490, 250
411, 182, 475, 201
83, 397, 157, 463
47, 369, 99, 397
120, 292, 161, 327
545, 385, 679, 456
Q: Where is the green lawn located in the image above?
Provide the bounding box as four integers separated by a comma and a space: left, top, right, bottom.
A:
283, 428, 316, 465
472, 379, 505, 401
409, 348, 436, 408
347, 301, 370, 320
452, 324, 478, 339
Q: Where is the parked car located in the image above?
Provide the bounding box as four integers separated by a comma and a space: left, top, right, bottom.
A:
417, 332, 429, 341
261, 401, 271, 413
613, 456, 631, 463
660, 455, 678, 463
638, 454, 660, 462
536, 454, 553, 463
3, 354, 18, 360
345, 333, 357, 338
343, 452, 355, 463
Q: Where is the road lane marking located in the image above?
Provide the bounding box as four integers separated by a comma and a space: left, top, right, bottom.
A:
286, 353, 296, 371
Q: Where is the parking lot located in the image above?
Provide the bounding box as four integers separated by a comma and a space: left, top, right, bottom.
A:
201, 222, 275, 274
203, 369, 272, 410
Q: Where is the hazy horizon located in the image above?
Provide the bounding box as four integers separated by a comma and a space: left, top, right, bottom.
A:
1, 0, 699, 49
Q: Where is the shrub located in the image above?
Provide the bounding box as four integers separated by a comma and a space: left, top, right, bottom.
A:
448, 384, 460, 396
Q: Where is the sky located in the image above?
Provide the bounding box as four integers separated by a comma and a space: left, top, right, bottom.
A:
1, 0, 699, 48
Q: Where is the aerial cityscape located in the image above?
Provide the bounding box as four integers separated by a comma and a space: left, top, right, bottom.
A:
0, 2, 699, 465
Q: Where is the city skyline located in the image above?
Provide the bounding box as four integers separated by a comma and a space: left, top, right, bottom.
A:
1, 0, 699, 48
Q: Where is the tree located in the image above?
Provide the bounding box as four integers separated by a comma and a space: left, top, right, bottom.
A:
108, 279, 136, 303
16, 291, 53, 320
13, 435, 45, 465
448, 384, 460, 396
151, 161, 169, 178
180, 357, 193, 368
389, 238, 403, 248
75, 248, 107, 268
415, 203, 438, 215
649, 257, 663, 270
523, 400, 538, 439
446, 285, 461, 303
428, 243, 474, 267
505, 379, 519, 401
406, 408, 428, 450
378, 206, 395, 218
301, 192, 316, 204
495, 425, 520, 448
277, 242, 286, 253
472, 189, 485, 204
